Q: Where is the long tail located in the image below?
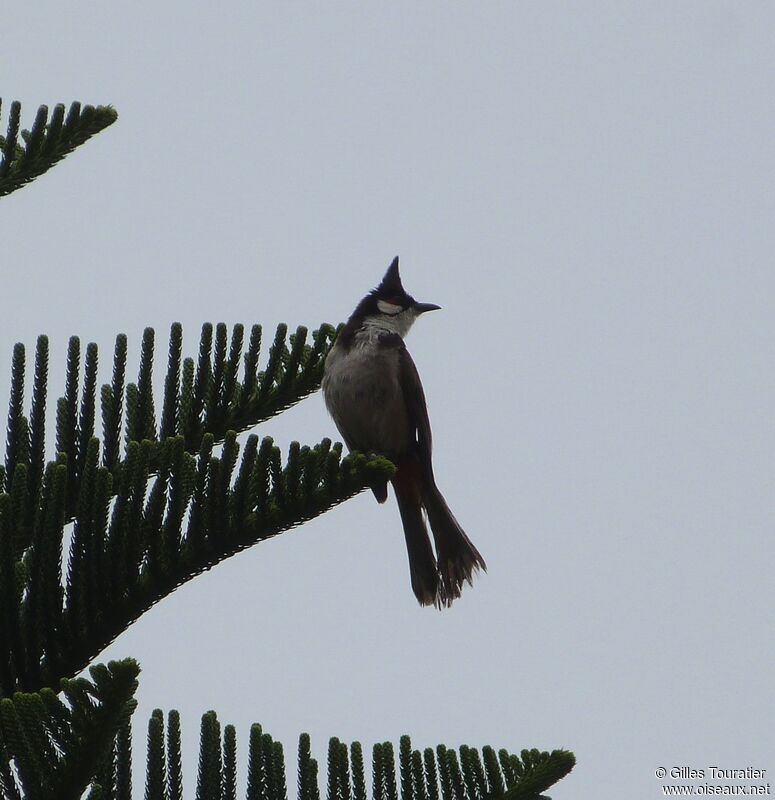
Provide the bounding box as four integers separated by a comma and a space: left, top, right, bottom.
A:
392, 458, 485, 608
423, 479, 486, 606
391, 464, 438, 606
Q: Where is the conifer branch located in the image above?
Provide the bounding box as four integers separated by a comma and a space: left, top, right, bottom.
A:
5, 322, 340, 554
0, 100, 117, 197
88, 714, 574, 800
0, 432, 393, 694
0, 322, 394, 695
0, 659, 139, 800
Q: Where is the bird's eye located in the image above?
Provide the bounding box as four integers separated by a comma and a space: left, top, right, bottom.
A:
377, 299, 403, 315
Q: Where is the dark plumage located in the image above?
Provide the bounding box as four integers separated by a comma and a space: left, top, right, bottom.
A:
322, 257, 485, 607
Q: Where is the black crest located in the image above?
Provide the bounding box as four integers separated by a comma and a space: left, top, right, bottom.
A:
373, 256, 405, 298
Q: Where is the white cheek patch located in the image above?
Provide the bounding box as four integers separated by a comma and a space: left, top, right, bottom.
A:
377, 300, 403, 315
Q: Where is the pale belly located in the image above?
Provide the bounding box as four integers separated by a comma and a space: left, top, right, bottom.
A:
322, 343, 411, 458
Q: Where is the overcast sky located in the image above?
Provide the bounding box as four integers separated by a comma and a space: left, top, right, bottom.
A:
2, 3, 773, 798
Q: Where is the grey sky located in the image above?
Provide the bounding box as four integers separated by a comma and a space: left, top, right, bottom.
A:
2, 3, 773, 798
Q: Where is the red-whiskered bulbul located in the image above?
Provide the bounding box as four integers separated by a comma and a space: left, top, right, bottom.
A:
322, 257, 485, 607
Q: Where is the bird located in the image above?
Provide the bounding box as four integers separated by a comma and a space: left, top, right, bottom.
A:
322, 256, 485, 607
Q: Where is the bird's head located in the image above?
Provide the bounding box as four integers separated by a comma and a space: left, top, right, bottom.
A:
351, 256, 440, 338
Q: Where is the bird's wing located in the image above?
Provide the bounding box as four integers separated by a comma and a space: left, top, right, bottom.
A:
381, 332, 433, 468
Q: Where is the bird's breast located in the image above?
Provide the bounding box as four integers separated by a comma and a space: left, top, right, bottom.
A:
322, 340, 411, 457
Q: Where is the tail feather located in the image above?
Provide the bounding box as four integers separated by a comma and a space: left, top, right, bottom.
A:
391, 457, 485, 608
423, 481, 486, 607
392, 473, 439, 606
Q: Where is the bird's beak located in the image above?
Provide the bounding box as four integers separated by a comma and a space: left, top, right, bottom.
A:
414, 301, 441, 314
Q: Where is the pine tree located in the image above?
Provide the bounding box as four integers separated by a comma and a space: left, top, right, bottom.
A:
0, 100, 575, 800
